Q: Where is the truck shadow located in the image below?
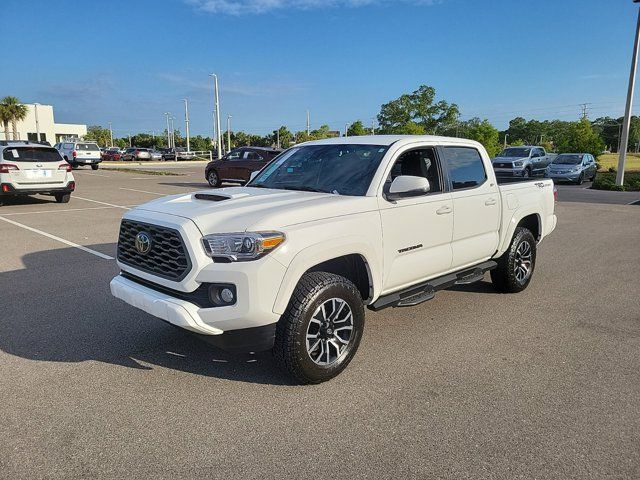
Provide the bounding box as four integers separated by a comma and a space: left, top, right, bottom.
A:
0, 244, 295, 386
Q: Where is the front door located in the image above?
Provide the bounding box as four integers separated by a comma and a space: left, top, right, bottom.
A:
378, 147, 454, 293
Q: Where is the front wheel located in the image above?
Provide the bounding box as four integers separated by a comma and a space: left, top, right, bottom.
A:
490, 227, 536, 293
207, 170, 221, 187
576, 172, 584, 185
522, 167, 531, 178
273, 272, 365, 384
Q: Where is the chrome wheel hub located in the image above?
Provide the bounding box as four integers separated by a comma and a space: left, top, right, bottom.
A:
514, 241, 533, 284
306, 298, 353, 366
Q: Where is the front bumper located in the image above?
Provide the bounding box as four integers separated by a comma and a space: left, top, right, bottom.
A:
546, 171, 582, 181
110, 274, 278, 352
1, 181, 75, 196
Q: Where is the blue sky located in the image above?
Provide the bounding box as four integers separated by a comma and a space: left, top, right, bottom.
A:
2, 0, 638, 137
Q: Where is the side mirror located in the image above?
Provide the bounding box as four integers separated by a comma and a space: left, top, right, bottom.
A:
249, 171, 259, 181
387, 176, 430, 201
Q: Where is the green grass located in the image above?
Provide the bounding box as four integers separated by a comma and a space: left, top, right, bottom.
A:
101, 168, 184, 176
592, 172, 640, 191
596, 153, 640, 172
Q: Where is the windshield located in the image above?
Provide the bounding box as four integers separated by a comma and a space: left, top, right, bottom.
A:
249, 144, 389, 196
498, 148, 531, 158
3, 147, 61, 162
77, 143, 100, 151
553, 154, 583, 165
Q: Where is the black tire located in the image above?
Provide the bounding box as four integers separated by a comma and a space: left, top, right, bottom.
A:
273, 272, 365, 385
207, 169, 221, 188
490, 227, 536, 293
54, 193, 71, 204
523, 167, 531, 178
576, 172, 584, 185
91, 164, 99, 170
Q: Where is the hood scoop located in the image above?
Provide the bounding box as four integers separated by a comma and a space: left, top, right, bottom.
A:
193, 191, 251, 202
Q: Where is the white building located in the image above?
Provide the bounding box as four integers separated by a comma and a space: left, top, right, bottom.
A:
0, 104, 87, 144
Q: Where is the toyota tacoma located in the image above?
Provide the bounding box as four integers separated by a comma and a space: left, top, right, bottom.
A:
111, 135, 557, 384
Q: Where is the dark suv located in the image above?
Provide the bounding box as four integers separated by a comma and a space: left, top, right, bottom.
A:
205, 147, 281, 187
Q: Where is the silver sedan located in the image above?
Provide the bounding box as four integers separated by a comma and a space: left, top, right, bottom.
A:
545, 153, 598, 184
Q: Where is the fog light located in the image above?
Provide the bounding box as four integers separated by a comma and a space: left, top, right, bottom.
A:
220, 288, 234, 303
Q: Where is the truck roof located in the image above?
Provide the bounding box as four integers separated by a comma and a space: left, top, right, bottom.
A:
300, 134, 484, 148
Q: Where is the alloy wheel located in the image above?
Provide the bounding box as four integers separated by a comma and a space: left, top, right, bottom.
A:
514, 241, 533, 284
306, 298, 354, 366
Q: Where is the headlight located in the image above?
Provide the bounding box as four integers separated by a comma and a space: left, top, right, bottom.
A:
513, 161, 523, 167
202, 231, 285, 261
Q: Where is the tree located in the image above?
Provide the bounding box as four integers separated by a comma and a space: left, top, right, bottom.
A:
1, 96, 28, 140
458, 118, 501, 157
377, 85, 459, 135
347, 120, 367, 137
0, 104, 10, 141
85, 125, 112, 146
555, 118, 605, 157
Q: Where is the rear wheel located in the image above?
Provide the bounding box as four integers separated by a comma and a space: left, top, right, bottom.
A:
207, 169, 221, 187
91, 164, 99, 170
273, 272, 365, 384
491, 227, 536, 293
54, 193, 71, 204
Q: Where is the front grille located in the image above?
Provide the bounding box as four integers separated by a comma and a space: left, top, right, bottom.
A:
494, 163, 512, 168
117, 219, 191, 281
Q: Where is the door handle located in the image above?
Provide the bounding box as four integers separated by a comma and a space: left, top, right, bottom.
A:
436, 205, 452, 215
485, 198, 497, 206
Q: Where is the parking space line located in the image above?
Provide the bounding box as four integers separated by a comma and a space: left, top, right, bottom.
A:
0, 216, 114, 260
119, 187, 165, 196
0, 206, 119, 216
73, 195, 130, 210
74, 171, 112, 178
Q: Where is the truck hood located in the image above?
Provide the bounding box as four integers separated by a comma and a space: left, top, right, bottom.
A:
133, 186, 377, 233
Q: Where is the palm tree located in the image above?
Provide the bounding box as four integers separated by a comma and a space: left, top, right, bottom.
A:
0, 104, 10, 141
1, 96, 28, 140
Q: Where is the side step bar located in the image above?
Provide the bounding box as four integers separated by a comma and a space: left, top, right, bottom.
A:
369, 260, 497, 311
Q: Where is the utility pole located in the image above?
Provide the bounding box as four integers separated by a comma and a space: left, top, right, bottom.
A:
504, 133, 509, 149
345, 123, 349, 137
306, 110, 310, 136
617, 2, 640, 186
276, 128, 280, 149
210, 74, 222, 159
128, 133, 132, 147
183, 98, 190, 152
34, 103, 40, 141
169, 116, 175, 149
164, 112, 171, 149
108, 122, 113, 147
580, 103, 591, 119
371, 118, 376, 135
227, 115, 232, 154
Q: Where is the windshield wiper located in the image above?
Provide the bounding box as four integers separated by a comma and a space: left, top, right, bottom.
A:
280, 185, 329, 193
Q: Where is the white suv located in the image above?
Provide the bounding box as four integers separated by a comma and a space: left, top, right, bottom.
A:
1, 141, 75, 204
55, 141, 102, 170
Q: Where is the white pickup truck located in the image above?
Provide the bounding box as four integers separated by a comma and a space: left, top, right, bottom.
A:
110, 135, 557, 384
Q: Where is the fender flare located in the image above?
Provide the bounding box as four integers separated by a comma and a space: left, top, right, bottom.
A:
497, 208, 541, 255
272, 236, 381, 315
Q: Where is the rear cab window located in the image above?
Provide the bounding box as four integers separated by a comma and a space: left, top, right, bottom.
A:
2, 147, 62, 163
441, 146, 487, 190
76, 143, 100, 151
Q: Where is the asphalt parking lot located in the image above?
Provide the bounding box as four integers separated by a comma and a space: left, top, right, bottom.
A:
1, 165, 639, 479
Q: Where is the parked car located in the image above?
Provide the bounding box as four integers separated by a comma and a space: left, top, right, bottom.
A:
545, 153, 597, 184
102, 147, 122, 161
121, 148, 151, 161
150, 149, 162, 161
492, 146, 551, 178
55, 141, 102, 170
111, 135, 557, 384
204, 146, 282, 187
1, 140, 75, 204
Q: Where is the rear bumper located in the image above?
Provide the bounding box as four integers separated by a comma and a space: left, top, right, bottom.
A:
73, 158, 101, 164
110, 274, 277, 352
1, 181, 75, 196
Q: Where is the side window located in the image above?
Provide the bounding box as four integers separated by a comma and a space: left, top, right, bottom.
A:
63, 143, 73, 149
245, 151, 262, 161
442, 147, 487, 190
227, 149, 242, 161
386, 148, 442, 194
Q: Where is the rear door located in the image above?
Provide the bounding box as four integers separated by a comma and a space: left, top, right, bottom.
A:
237, 149, 268, 182
2, 146, 67, 189
440, 146, 501, 269
219, 148, 245, 181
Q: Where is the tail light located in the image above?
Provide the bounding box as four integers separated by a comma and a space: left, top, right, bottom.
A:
68, 181, 76, 191
59, 163, 72, 172
72, 151, 77, 158
553, 186, 558, 202
0, 163, 18, 173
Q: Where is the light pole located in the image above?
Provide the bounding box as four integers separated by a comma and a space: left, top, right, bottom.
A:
108, 122, 113, 147
306, 110, 310, 136
617, 1, 640, 186
504, 133, 509, 149
210, 73, 222, 159
276, 128, 280, 149
169, 116, 175, 149
34, 103, 40, 141
164, 112, 171, 149
345, 123, 349, 137
183, 98, 190, 152
227, 115, 232, 154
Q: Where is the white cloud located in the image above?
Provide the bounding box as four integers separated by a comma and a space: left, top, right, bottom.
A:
186, 0, 437, 15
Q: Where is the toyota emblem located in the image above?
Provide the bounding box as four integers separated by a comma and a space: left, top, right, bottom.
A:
135, 231, 152, 255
